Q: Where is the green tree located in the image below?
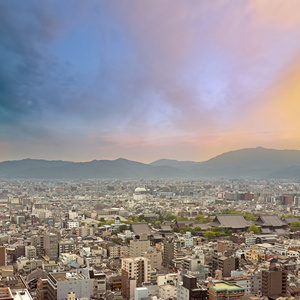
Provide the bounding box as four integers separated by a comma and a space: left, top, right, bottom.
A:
119, 224, 128, 232
154, 221, 161, 228
111, 237, 122, 244
179, 228, 186, 234
194, 226, 202, 231
133, 217, 138, 223
165, 213, 177, 221
106, 220, 114, 225
290, 221, 300, 229
204, 231, 217, 239
247, 223, 259, 234
127, 216, 133, 223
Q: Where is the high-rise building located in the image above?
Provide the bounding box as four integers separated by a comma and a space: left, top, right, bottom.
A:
58, 240, 75, 256
212, 255, 239, 278
121, 257, 151, 299
25, 245, 36, 260
130, 233, 150, 257
44, 233, 58, 262
0, 247, 6, 266
37, 272, 91, 300
261, 266, 287, 297
177, 274, 208, 300
163, 238, 180, 267
143, 249, 162, 270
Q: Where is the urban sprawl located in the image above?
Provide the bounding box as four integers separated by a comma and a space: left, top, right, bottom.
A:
0, 178, 300, 300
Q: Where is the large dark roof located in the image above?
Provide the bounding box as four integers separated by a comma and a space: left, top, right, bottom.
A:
284, 217, 299, 225
130, 223, 152, 236
256, 215, 287, 227
210, 214, 250, 229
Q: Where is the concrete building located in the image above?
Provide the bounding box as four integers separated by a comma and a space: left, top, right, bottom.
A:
163, 239, 180, 268
46, 272, 91, 300
129, 233, 150, 257
208, 281, 245, 299
0, 247, 6, 266
143, 249, 162, 270
89, 270, 106, 297
134, 287, 149, 300
159, 284, 177, 299
212, 255, 239, 278
58, 241, 75, 256
43, 232, 58, 262
121, 257, 151, 299
108, 245, 129, 258
261, 266, 287, 297
25, 246, 36, 260
177, 274, 207, 300
183, 251, 205, 272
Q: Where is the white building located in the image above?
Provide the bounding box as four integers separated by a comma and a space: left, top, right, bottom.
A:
159, 284, 177, 299
135, 287, 149, 300
25, 246, 36, 260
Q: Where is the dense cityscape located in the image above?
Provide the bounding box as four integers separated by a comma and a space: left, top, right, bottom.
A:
2, 0, 300, 299
0, 178, 299, 299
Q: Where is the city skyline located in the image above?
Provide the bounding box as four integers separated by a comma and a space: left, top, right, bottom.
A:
1, 1, 300, 163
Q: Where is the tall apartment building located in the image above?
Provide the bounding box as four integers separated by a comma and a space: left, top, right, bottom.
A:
25, 245, 36, 260
143, 249, 162, 270
163, 239, 181, 267
183, 251, 205, 272
108, 245, 129, 258
0, 246, 7, 266
58, 241, 75, 256
177, 274, 208, 300
76, 226, 94, 238
89, 270, 106, 297
130, 233, 150, 257
212, 255, 239, 277
121, 257, 151, 299
44, 232, 58, 262
261, 266, 287, 297
37, 272, 91, 300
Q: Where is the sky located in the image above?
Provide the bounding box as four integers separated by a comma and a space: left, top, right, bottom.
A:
1, 0, 300, 163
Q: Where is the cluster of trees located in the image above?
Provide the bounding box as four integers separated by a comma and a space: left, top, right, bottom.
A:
216, 209, 257, 221
202, 227, 233, 239
247, 223, 259, 234
290, 221, 300, 229
172, 226, 202, 236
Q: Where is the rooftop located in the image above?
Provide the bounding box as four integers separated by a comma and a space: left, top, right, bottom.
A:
210, 282, 245, 291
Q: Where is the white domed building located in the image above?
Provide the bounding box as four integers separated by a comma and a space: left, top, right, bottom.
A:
133, 187, 148, 201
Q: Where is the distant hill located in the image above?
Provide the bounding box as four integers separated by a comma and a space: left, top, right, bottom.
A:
190, 147, 300, 177
150, 159, 202, 170
1, 147, 300, 179
0, 158, 187, 179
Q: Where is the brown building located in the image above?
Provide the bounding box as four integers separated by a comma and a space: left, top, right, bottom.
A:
121, 257, 151, 299
230, 234, 246, 244
279, 195, 294, 205
0, 247, 6, 267
261, 266, 287, 297
177, 275, 208, 300
0, 287, 13, 300
208, 281, 245, 300
36, 278, 48, 300
212, 255, 239, 278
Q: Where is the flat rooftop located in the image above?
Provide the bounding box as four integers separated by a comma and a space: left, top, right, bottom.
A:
51, 272, 88, 282
210, 282, 245, 291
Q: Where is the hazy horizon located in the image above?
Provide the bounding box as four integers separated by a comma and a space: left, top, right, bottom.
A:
1, 1, 300, 163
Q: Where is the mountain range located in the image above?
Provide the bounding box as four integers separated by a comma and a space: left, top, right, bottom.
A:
1, 147, 300, 179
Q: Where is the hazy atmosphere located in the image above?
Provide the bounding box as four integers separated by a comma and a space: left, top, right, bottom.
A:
1, 0, 300, 163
